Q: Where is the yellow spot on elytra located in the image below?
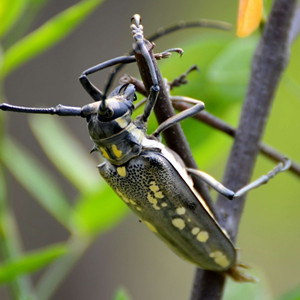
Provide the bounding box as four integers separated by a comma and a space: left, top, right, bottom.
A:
129, 199, 137, 205
123, 195, 131, 204
100, 147, 110, 159
115, 188, 121, 196
154, 191, 164, 198
144, 221, 157, 233
191, 227, 200, 235
117, 166, 126, 177
176, 207, 186, 215
149, 182, 159, 192
147, 193, 157, 205
172, 218, 185, 230
209, 251, 230, 268
147, 193, 160, 210
111, 144, 122, 158
148, 181, 164, 199
136, 206, 142, 211
196, 231, 209, 243
161, 202, 167, 207
115, 188, 129, 203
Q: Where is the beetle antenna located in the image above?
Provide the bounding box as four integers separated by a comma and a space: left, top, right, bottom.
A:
99, 95, 108, 115
80, 56, 138, 104
0, 103, 83, 116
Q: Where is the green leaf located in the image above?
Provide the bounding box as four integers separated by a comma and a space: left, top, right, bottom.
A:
2, 137, 72, 228
0, 0, 104, 78
276, 285, 300, 300
206, 36, 258, 104
0, 244, 68, 285
113, 288, 132, 300
161, 34, 257, 111
190, 103, 240, 168
0, 158, 6, 204
29, 115, 100, 192
71, 185, 128, 236
161, 34, 233, 106
0, 0, 26, 39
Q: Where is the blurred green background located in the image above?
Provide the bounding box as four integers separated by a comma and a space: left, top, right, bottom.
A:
0, 0, 299, 300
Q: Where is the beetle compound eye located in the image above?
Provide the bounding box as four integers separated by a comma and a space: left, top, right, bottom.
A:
119, 84, 136, 102
119, 84, 129, 94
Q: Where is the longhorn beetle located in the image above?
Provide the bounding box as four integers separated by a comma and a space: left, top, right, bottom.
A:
0, 14, 290, 279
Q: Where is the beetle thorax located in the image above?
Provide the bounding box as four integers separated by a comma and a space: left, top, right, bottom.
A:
91, 119, 146, 165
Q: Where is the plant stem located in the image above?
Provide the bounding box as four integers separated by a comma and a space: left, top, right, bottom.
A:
190, 0, 297, 299
0, 93, 35, 299
36, 235, 90, 300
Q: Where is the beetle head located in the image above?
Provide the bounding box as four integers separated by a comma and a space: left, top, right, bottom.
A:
98, 83, 136, 121
87, 83, 137, 140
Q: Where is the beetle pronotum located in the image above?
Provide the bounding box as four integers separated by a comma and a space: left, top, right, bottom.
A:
0, 14, 290, 280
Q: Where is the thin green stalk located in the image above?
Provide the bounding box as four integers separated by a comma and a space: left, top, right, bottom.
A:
3, 0, 49, 50
36, 235, 91, 300
0, 102, 35, 299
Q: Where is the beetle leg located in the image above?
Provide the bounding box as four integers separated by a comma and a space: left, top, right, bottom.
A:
131, 14, 160, 124
155, 48, 184, 60
79, 55, 137, 101
187, 158, 291, 200
152, 97, 205, 137
169, 65, 199, 90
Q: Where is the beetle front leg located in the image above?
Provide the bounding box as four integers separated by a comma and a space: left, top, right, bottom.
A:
131, 14, 160, 124
79, 55, 137, 101
187, 158, 291, 200
152, 99, 205, 137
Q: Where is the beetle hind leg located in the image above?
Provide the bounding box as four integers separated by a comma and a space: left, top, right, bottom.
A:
187, 158, 291, 200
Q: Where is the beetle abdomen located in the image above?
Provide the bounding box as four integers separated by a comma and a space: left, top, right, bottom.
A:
98, 150, 236, 271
